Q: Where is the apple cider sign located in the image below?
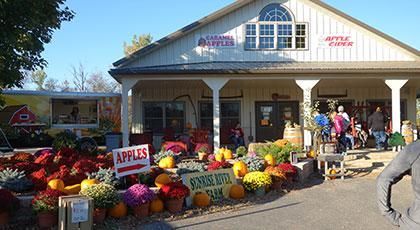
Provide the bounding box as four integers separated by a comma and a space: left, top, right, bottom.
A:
112, 145, 150, 177
319, 35, 355, 48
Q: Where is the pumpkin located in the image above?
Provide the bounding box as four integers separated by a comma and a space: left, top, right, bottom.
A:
328, 168, 337, 180
108, 202, 127, 218
215, 153, 224, 162
150, 198, 164, 213
229, 184, 245, 199
47, 179, 65, 192
63, 184, 81, 195
193, 192, 211, 207
307, 150, 316, 159
223, 148, 233, 160
158, 156, 176, 169
264, 154, 276, 166
155, 173, 172, 188
232, 161, 248, 177
80, 178, 99, 191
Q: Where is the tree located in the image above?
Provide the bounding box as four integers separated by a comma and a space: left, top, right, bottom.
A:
44, 78, 58, 91
59, 80, 72, 92
123, 34, 153, 56
0, 1, 74, 90
30, 70, 47, 90
71, 63, 88, 92
87, 72, 119, 93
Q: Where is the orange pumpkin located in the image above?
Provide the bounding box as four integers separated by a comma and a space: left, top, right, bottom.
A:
80, 178, 99, 191
150, 198, 164, 213
47, 179, 65, 192
328, 168, 337, 180
108, 202, 127, 218
229, 184, 245, 199
232, 161, 248, 177
63, 184, 81, 195
155, 173, 172, 188
215, 153, 224, 162
193, 192, 211, 207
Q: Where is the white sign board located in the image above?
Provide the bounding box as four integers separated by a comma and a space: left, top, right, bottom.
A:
112, 144, 150, 177
318, 35, 355, 48
71, 200, 89, 223
196, 34, 237, 48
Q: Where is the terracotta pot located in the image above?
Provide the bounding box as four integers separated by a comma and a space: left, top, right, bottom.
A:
198, 152, 208, 161
93, 208, 107, 224
38, 211, 57, 229
165, 198, 184, 213
271, 180, 283, 191
133, 202, 150, 219
0, 211, 9, 226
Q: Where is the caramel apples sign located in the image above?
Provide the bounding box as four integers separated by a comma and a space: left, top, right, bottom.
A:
112, 145, 150, 177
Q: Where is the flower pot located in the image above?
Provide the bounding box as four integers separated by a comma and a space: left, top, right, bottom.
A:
38, 211, 57, 229
165, 198, 184, 213
133, 202, 150, 219
271, 180, 283, 191
93, 208, 107, 224
254, 187, 266, 197
198, 152, 208, 161
0, 211, 9, 226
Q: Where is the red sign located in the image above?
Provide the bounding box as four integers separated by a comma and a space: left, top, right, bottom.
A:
319, 35, 354, 48
112, 145, 150, 177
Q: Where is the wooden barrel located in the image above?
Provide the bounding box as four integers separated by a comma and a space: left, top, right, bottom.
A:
283, 127, 303, 147
401, 124, 414, 144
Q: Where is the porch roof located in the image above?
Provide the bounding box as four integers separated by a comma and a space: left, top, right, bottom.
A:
109, 61, 420, 76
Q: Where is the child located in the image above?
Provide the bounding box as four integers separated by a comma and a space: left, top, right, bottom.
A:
355, 118, 368, 148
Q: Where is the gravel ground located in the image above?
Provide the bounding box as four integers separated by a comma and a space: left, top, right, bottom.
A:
139, 176, 414, 230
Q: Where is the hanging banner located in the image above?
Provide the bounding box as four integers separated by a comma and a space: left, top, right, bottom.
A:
196, 34, 237, 48
112, 145, 150, 177
318, 35, 355, 48
181, 168, 237, 206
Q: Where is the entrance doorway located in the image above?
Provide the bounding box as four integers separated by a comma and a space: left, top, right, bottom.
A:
255, 101, 300, 142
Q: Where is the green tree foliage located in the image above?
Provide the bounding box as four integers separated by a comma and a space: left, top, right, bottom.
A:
30, 70, 47, 90
0, 0, 74, 89
123, 34, 153, 56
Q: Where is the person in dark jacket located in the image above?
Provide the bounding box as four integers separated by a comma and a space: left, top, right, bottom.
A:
376, 141, 420, 229
368, 107, 388, 150
230, 122, 245, 149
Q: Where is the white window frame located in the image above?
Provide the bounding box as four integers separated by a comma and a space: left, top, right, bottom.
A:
245, 24, 257, 49
50, 98, 100, 129
295, 22, 308, 50
19, 114, 29, 121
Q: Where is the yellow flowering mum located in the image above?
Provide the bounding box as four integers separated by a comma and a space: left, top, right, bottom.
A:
243, 172, 272, 191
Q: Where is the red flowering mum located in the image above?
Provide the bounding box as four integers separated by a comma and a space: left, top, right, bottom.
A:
159, 182, 190, 200
72, 158, 97, 174
34, 152, 54, 165
207, 161, 232, 171
30, 168, 48, 191
56, 147, 79, 158
11, 152, 34, 162
278, 163, 297, 176
32, 189, 65, 213
13, 162, 41, 174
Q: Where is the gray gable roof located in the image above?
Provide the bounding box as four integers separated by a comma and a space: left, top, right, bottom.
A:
112, 0, 420, 69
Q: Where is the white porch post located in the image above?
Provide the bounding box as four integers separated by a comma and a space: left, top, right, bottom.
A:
295, 79, 320, 148
121, 78, 139, 147
385, 79, 408, 133
203, 78, 229, 152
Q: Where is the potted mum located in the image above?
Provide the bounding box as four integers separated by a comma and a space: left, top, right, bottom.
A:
264, 166, 287, 191
123, 184, 155, 218
80, 183, 119, 223
32, 189, 65, 228
159, 182, 190, 213
197, 145, 210, 161
278, 163, 297, 183
0, 189, 20, 226
242, 172, 272, 197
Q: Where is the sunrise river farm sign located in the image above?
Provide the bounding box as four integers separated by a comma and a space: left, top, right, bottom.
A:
182, 168, 237, 206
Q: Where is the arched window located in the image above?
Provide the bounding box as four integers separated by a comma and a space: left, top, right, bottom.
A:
245, 4, 308, 50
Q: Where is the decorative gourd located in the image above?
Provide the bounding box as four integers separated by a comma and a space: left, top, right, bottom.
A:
155, 173, 172, 188
223, 148, 233, 160
80, 178, 99, 191
108, 202, 127, 218
158, 156, 176, 169
193, 192, 211, 207
63, 184, 81, 195
150, 198, 164, 213
264, 154, 276, 167
328, 168, 337, 180
307, 149, 316, 159
229, 184, 245, 199
215, 153, 224, 162
232, 161, 248, 177
47, 179, 65, 192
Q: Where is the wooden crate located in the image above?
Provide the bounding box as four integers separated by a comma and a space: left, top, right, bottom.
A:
58, 195, 93, 230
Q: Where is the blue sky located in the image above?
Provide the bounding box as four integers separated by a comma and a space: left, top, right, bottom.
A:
39, 0, 420, 86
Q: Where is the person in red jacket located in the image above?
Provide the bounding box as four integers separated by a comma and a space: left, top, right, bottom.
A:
230, 122, 245, 149
331, 111, 346, 154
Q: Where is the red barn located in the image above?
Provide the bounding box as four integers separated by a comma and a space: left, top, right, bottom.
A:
0, 105, 37, 125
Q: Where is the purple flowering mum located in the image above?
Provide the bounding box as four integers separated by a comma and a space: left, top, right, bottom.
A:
123, 184, 155, 207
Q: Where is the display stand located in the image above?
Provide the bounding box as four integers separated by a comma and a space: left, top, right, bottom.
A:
316, 154, 345, 181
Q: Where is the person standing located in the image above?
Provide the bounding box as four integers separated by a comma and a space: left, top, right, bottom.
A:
376, 141, 420, 229
230, 122, 245, 150
368, 107, 388, 150
331, 111, 346, 154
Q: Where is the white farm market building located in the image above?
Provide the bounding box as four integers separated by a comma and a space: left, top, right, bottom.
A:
110, 0, 420, 149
